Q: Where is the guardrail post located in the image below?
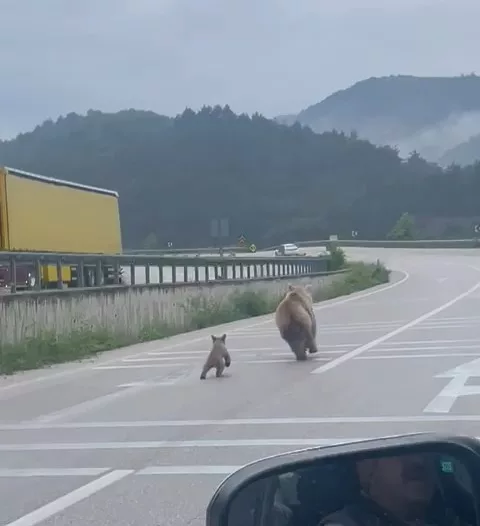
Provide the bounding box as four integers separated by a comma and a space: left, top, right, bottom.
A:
95, 261, 103, 286
34, 260, 42, 290
159, 265, 164, 284
145, 264, 151, 285
194, 265, 200, 282
183, 265, 188, 283
10, 258, 17, 294
78, 261, 85, 288
171, 264, 176, 284
56, 259, 63, 289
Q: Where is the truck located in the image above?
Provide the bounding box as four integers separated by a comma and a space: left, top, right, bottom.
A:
0, 166, 123, 290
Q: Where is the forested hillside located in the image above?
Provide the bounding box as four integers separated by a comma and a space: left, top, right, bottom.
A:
280, 74, 480, 162
1, 106, 479, 248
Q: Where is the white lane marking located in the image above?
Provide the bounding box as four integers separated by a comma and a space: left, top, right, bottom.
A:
33, 368, 192, 423
0, 468, 110, 477
3, 470, 133, 526
93, 364, 185, 370
96, 357, 333, 369
383, 339, 480, 345
372, 344, 480, 352
5, 414, 480, 430
235, 320, 407, 332
356, 353, 480, 360
241, 358, 330, 364
423, 375, 472, 413
0, 269, 409, 395
311, 275, 480, 375
231, 320, 480, 337
423, 357, 480, 414
32, 385, 152, 424
0, 438, 365, 451
137, 466, 243, 475
147, 344, 357, 356
116, 380, 181, 388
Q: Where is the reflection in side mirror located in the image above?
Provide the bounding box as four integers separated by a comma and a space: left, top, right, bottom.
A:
207, 435, 480, 526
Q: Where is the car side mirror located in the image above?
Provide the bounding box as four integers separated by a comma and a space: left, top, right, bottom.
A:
206, 433, 480, 526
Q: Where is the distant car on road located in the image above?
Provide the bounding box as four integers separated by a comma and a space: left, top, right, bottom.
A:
275, 243, 307, 257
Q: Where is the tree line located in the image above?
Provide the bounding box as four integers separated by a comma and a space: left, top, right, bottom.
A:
0, 106, 479, 248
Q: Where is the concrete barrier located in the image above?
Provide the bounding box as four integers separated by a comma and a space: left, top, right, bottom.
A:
1, 271, 346, 346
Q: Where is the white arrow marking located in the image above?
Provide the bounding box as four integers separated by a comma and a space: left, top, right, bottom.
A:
424, 357, 480, 413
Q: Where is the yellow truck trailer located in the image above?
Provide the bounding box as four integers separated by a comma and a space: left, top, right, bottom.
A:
0, 166, 122, 289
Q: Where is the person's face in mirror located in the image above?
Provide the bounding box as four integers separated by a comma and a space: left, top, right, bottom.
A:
357, 453, 437, 517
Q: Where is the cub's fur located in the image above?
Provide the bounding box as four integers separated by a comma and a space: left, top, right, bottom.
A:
200, 334, 231, 379
275, 284, 318, 361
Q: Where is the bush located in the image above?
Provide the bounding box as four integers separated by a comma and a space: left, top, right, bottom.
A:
327, 245, 347, 271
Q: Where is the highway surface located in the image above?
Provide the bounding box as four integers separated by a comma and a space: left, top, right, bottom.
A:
2, 247, 480, 526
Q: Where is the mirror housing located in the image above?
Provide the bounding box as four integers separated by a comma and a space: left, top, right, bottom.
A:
206, 433, 480, 526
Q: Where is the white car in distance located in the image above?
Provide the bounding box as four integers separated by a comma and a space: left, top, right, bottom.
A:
274, 243, 307, 256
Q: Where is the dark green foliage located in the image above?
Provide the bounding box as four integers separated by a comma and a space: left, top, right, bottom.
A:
1, 105, 480, 248
387, 212, 416, 240
326, 246, 347, 271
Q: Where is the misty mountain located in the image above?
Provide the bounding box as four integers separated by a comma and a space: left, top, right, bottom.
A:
439, 132, 480, 166
278, 74, 480, 162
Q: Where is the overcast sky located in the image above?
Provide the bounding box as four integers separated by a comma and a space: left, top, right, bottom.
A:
1, 0, 479, 139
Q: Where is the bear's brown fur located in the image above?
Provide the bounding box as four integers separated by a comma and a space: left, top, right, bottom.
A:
200, 334, 231, 379
275, 284, 318, 361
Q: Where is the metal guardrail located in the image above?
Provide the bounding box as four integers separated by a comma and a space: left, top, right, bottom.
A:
0, 251, 330, 295
123, 246, 253, 256
263, 239, 480, 251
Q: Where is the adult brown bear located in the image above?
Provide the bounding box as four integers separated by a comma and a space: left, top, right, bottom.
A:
275, 284, 318, 361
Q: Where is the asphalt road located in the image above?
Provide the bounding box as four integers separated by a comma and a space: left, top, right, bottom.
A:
3, 247, 480, 526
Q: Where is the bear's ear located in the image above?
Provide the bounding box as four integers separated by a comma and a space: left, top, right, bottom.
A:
211, 335, 216, 342
287, 283, 294, 291
220, 334, 227, 343
304, 284, 312, 292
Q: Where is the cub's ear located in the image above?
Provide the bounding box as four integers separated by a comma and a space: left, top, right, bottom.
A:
304, 284, 312, 292
211, 335, 216, 342
287, 283, 294, 291
220, 334, 227, 343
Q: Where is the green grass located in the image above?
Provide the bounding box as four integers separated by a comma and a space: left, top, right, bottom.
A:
0, 261, 390, 375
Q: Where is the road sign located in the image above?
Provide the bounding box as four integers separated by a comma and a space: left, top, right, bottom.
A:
210, 218, 230, 239
249, 243, 257, 253
351, 230, 358, 238
329, 234, 338, 241
238, 235, 246, 247
474, 225, 480, 234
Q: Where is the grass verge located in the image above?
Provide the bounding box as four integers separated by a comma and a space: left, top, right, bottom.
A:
0, 260, 390, 375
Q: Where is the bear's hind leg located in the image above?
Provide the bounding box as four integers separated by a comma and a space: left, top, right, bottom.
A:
200, 364, 212, 380
289, 339, 308, 361
306, 332, 318, 354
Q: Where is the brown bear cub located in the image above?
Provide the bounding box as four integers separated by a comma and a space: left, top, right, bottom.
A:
275, 283, 318, 361
200, 334, 231, 379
